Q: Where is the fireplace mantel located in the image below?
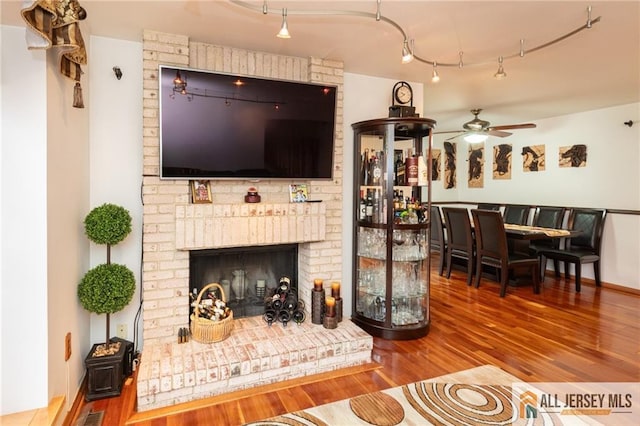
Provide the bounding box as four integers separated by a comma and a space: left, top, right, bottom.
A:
175, 203, 326, 250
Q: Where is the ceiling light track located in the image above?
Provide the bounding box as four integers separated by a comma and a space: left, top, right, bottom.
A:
229, 1, 600, 80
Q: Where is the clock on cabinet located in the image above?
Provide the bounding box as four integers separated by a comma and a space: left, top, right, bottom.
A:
389, 81, 417, 118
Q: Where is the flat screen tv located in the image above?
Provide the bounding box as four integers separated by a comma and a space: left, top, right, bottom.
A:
159, 65, 337, 180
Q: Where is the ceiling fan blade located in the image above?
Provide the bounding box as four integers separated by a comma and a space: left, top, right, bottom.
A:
487, 130, 512, 137
433, 130, 465, 135
444, 133, 465, 142
488, 123, 537, 131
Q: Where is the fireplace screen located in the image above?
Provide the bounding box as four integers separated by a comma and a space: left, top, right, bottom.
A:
189, 244, 298, 318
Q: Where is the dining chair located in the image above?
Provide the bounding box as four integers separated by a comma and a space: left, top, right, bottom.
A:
430, 206, 447, 276
538, 208, 607, 292
528, 206, 567, 277
503, 204, 530, 225
442, 207, 475, 285
477, 203, 501, 211
471, 209, 540, 297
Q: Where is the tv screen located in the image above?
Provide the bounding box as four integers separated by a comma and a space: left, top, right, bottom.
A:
159, 65, 337, 180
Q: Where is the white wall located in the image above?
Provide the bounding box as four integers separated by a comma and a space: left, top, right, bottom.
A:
1, 25, 50, 414
46, 38, 91, 410
88, 37, 144, 350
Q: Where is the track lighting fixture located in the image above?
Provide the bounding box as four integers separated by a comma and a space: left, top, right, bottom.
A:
229, 2, 600, 83
494, 56, 507, 80
431, 62, 440, 83
277, 8, 290, 39
401, 39, 414, 64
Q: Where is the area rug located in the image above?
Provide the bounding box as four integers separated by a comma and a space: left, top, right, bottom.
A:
244, 365, 601, 426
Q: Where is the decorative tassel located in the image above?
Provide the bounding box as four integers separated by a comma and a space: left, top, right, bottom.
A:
73, 82, 84, 108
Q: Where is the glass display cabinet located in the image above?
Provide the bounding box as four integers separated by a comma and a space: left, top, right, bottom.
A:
351, 117, 436, 339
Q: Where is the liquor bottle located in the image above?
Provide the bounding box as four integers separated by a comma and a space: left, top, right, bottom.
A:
405, 149, 419, 186
372, 189, 380, 223
277, 276, 291, 296
283, 293, 298, 311
292, 309, 305, 324
395, 154, 405, 186
271, 294, 283, 310
263, 309, 276, 326
371, 155, 382, 185
359, 189, 366, 221
361, 149, 370, 186
277, 309, 291, 327
365, 190, 374, 222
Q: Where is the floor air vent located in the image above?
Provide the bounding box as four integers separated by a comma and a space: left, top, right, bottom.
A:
82, 411, 104, 426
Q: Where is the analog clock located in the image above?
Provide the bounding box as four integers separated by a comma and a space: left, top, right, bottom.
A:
392, 81, 413, 106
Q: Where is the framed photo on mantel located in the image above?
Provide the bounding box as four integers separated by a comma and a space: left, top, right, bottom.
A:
289, 184, 308, 203
191, 180, 212, 204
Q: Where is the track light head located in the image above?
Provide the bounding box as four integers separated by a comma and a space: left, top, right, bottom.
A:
277, 8, 291, 38
494, 56, 507, 79
401, 39, 414, 64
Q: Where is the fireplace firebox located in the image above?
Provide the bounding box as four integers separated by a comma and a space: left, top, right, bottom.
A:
189, 244, 298, 318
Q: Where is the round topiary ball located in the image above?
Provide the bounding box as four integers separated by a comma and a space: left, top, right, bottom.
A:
84, 203, 132, 246
78, 263, 136, 314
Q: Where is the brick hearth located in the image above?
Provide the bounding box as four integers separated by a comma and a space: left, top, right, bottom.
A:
137, 317, 373, 411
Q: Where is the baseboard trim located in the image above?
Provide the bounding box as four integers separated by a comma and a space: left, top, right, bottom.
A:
62, 376, 86, 426
542, 270, 640, 295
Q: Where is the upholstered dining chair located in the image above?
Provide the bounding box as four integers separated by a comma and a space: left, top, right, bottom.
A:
538, 208, 607, 292
503, 204, 530, 225
430, 206, 447, 276
528, 206, 567, 277
471, 209, 540, 297
442, 207, 475, 285
477, 203, 501, 211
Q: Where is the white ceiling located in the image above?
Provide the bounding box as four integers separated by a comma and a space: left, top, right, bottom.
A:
3, 1, 639, 131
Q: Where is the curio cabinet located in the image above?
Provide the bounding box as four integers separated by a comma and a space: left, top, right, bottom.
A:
351, 117, 435, 339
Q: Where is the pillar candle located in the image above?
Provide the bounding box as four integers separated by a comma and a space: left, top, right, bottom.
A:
325, 296, 336, 317
313, 278, 323, 291
331, 282, 341, 299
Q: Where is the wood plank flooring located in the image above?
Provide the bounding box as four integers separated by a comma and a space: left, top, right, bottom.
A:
68, 262, 640, 426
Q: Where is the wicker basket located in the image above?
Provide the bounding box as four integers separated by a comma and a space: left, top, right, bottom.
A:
190, 282, 234, 343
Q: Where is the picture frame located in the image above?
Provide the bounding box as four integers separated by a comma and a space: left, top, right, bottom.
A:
191, 180, 212, 204
289, 184, 308, 203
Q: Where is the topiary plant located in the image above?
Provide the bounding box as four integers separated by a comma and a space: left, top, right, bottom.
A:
78, 203, 135, 355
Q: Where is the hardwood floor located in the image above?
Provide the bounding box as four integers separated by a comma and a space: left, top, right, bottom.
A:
69, 262, 640, 426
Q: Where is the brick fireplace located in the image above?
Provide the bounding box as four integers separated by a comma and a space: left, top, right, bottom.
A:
136, 31, 372, 411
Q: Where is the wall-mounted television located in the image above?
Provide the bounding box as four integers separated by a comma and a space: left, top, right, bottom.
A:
159, 65, 337, 180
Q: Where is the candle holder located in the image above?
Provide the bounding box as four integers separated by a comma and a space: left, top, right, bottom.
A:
323, 315, 338, 329
311, 287, 325, 325
335, 297, 343, 322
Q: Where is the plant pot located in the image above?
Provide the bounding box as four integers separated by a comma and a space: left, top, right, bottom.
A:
84, 342, 126, 401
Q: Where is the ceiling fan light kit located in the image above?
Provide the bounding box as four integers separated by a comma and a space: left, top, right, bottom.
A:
230, 1, 601, 83
437, 109, 537, 142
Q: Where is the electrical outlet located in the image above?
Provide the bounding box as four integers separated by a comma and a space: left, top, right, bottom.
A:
65, 332, 72, 361
117, 324, 127, 339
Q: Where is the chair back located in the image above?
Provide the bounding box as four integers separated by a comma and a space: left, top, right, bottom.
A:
503, 205, 530, 225
471, 209, 509, 261
532, 206, 566, 229
567, 209, 607, 254
442, 207, 473, 254
430, 206, 445, 249
477, 203, 500, 211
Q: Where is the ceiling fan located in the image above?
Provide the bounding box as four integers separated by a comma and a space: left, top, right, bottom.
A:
436, 109, 536, 142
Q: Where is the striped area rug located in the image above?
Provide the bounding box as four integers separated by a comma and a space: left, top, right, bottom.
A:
244, 365, 599, 426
